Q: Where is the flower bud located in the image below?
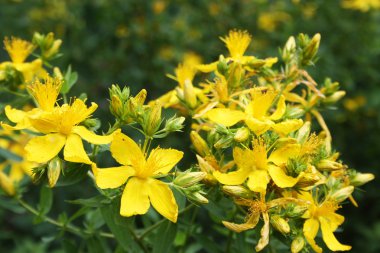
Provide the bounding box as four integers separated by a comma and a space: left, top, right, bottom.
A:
317, 159, 344, 171
323, 91, 346, 104
47, 157, 63, 188
282, 36, 296, 61
188, 192, 209, 204
222, 185, 254, 199
350, 172, 375, 187
227, 62, 243, 88
287, 204, 309, 217
296, 121, 311, 144
196, 155, 217, 184
217, 55, 228, 76
214, 136, 233, 149
330, 186, 354, 203
164, 116, 185, 132
184, 80, 197, 108
291, 236, 305, 253
302, 33, 320, 65
145, 101, 162, 136
190, 131, 210, 157
174, 171, 206, 188
270, 215, 290, 234
234, 127, 250, 142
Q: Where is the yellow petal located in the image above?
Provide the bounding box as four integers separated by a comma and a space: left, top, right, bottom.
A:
247, 90, 276, 119
222, 212, 260, 233
269, 143, 300, 166
319, 217, 351, 251
233, 147, 256, 171
148, 179, 178, 223
271, 119, 303, 136
120, 177, 150, 217
5, 105, 27, 123
147, 148, 183, 176
213, 167, 250, 185
247, 170, 270, 192
94, 164, 135, 189
245, 117, 273, 135
269, 95, 286, 121
25, 134, 66, 163
255, 212, 270, 252
154, 90, 179, 108
268, 164, 303, 188
196, 62, 218, 73
206, 108, 245, 127
63, 134, 92, 164
73, 126, 118, 145
303, 218, 322, 253
110, 132, 145, 166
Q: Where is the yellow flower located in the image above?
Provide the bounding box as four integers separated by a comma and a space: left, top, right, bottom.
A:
300, 192, 351, 252
206, 88, 303, 136
197, 30, 277, 73
213, 138, 305, 192
2, 77, 62, 131
25, 99, 115, 164
1, 37, 46, 83
93, 132, 183, 222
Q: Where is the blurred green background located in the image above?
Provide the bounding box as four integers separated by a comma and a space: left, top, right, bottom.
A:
0, 0, 379, 252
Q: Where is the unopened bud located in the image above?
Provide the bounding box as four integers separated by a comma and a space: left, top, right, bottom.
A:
174, 171, 206, 188
53, 67, 63, 80
190, 131, 210, 156
302, 33, 320, 65
234, 127, 250, 142
145, 101, 162, 136
214, 136, 233, 149
291, 236, 305, 253
288, 204, 309, 217
217, 55, 228, 76
282, 36, 296, 61
296, 121, 311, 144
330, 186, 354, 202
285, 106, 305, 119
47, 157, 62, 188
227, 62, 243, 88
317, 159, 344, 171
164, 116, 185, 132
184, 80, 197, 108
222, 185, 254, 199
189, 192, 209, 204
350, 172, 375, 187
270, 215, 290, 234
324, 91, 346, 104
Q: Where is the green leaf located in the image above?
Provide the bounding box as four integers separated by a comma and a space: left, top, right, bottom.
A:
61, 65, 78, 94
56, 163, 88, 187
62, 239, 77, 253
152, 220, 177, 253
0, 147, 22, 162
67, 195, 111, 208
100, 200, 141, 252
86, 235, 110, 253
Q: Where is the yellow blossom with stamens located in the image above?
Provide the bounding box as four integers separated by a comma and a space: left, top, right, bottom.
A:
213, 138, 305, 192
1, 37, 46, 83
2, 77, 62, 131
93, 132, 183, 222
24, 98, 116, 164
206, 88, 303, 136
300, 191, 352, 252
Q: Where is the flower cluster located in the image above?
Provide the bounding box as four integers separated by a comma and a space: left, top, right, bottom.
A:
156, 30, 374, 252
0, 31, 374, 252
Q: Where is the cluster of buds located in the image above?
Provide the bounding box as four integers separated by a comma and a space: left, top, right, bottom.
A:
33, 32, 62, 61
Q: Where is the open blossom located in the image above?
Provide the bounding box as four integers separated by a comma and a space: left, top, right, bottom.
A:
93, 132, 183, 222
24, 99, 115, 164
0, 37, 46, 84
206, 88, 303, 136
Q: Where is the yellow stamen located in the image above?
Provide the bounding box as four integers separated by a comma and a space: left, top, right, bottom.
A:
4, 37, 35, 64
220, 30, 252, 59
27, 77, 62, 111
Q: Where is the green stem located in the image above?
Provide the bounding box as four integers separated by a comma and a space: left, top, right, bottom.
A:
17, 198, 114, 239
179, 205, 198, 253
138, 204, 194, 240
225, 230, 233, 253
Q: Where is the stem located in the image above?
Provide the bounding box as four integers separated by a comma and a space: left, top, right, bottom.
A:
225, 230, 233, 253
179, 205, 198, 253
16, 198, 114, 239
138, 204, 195, 240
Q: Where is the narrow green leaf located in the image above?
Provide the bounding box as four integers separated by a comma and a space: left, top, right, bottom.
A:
152, 220, 177, 253
67, 195, 110, 208
61, 65, 78, 94
100, 200, 140, 252
34, 186, 53, 223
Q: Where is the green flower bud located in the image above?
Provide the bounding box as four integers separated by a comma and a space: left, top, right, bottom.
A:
47, 157, 63, 188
